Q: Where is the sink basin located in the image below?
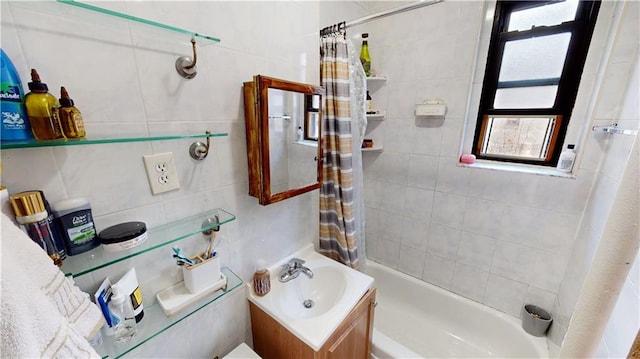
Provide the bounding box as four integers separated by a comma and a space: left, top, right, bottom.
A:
246, 244, 374, 351
277, 265, 347, 319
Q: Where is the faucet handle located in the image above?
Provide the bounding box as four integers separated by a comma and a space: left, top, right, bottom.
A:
288, 257, 306, 268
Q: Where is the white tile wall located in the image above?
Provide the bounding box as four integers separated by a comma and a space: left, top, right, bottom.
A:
1, 1, 328, 357
358, 3, 639, 355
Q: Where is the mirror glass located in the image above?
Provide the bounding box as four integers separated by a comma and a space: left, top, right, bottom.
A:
267, 89, 318, 194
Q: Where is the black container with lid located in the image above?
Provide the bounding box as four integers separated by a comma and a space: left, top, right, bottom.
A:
98, 221, 148, 252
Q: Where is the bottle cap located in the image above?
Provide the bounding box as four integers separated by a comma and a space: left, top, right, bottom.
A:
255, 259, 267, 272
568, 144, 575, 149
110, 284, 125, 305
59, 87, 75, 107
362, 33, 369, 38
27, 69, 49, 93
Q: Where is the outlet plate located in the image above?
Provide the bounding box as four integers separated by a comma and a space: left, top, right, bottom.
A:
143, 152, 180, 194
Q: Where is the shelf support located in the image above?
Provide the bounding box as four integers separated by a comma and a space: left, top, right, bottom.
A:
189, 131, 211, 160
175, 38, 198, 79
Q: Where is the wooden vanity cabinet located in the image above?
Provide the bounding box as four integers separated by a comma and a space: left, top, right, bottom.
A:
249, 288, 376, 359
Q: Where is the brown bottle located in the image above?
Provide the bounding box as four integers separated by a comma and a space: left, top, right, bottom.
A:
58, 87, 86, 138
24, 69, 64, 140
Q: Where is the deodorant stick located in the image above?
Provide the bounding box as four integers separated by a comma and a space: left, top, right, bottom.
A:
52, 197, 99, 256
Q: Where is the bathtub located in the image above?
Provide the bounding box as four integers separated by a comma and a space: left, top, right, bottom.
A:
365, 261, 549, 358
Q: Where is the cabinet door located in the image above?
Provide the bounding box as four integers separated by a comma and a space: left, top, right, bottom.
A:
319, 288, 376, 359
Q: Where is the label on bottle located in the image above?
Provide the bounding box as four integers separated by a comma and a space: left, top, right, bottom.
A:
1, 82, 28, 131
59, 210, 97, 245
0, 83, 21, 103
559, 159, 573, 170
253, 273, 270, 296
360, 58, 371, 75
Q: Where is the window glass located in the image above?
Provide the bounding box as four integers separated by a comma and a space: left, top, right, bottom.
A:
483, 116, 556, 160
494, 86, 558, 109
498, 33, 571, 82
508, 0, 580, 31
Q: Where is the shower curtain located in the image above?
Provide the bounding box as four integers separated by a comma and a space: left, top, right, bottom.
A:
318, 24, 366, 270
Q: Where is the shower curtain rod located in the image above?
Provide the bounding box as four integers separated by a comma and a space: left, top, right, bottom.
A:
344, 0, 443, 28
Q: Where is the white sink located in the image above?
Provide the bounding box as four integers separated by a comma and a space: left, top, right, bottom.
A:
246, 244, 374, 351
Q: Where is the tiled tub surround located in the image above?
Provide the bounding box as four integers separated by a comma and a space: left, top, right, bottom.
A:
351, 0, 639, 355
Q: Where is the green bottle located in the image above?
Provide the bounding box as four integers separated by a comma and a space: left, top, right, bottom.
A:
359, 33, 371, 77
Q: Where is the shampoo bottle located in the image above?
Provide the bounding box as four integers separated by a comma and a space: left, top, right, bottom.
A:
557, 144, 576, 172
24, 69, 63, 140
57, 86, 85, 138
108, 283, 137, 342
0, 49, 32, 141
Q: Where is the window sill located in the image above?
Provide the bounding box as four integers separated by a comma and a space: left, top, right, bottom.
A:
457, 160, 576, 179
294, 140, 318, 147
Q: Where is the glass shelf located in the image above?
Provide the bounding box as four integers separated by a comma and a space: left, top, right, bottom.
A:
97, 266, 243, 359
0, 132, 227, 150
56, 0, 220, 45
8, 1, 220, 46
366, 76, 387, 85
366, 112, 386, 121
61, 209, 236, 277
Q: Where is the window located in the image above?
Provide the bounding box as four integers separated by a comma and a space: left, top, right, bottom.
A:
473, 0, 600, 166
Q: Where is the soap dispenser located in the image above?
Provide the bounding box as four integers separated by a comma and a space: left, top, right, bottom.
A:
253, 260, 270, 297
108, 283, 137, 342
24, 69, 63, 140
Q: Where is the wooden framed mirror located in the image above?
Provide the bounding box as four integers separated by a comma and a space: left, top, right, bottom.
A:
243, 75, 325, 205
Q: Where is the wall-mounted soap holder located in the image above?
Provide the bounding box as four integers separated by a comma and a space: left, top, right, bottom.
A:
592, 123, 637, 136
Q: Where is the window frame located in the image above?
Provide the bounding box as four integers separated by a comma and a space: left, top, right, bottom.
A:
473, 0, 601, 166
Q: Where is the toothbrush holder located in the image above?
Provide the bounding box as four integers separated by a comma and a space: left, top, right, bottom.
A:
182, 252, 222, 294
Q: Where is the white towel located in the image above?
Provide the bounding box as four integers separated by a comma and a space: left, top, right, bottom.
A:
1, 213, 105, 358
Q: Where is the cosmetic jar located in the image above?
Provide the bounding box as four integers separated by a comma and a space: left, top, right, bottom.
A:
99, 221, 147, 252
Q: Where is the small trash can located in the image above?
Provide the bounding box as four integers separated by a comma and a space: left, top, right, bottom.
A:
521, 304, 552, 337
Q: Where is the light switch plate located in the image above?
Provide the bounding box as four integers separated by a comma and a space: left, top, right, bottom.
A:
143, 152, 180, 194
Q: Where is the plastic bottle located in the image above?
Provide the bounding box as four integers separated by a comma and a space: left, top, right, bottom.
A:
296, 126, 303, 142
253, 260, 270, 297
57, 86, 85, 138
557, 144, 576, 172
0, 49, 32, 141
108, 283, 137, 342
359, 33, 371, 77
24, 69, 63, 140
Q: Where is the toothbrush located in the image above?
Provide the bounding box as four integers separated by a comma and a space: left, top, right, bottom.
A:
172, 247, 195, 265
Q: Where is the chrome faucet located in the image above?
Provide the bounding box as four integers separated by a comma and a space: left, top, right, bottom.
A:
278, 258, 313, 282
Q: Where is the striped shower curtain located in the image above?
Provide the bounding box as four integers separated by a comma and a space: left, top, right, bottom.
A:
319, 26, 359, 270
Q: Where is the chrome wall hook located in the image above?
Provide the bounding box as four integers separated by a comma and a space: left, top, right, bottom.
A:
189, 131, 210, 160
176, 37, 198, 79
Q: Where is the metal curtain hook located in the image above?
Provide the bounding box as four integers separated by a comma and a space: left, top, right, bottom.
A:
189, 131, 210, 160
176, 37, 198, 79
